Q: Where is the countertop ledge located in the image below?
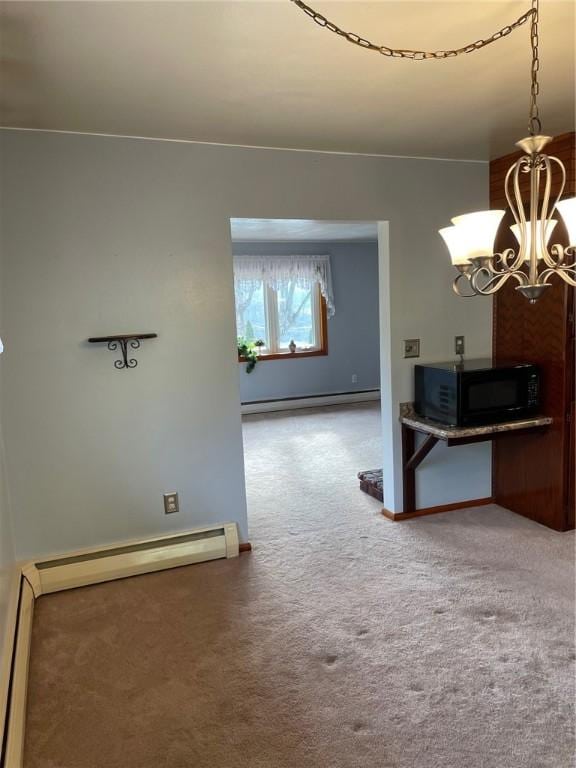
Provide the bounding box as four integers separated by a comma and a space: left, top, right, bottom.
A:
399, 402, 553, 440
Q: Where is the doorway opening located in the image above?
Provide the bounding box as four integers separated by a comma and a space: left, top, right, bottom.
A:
229, 217, 391, 537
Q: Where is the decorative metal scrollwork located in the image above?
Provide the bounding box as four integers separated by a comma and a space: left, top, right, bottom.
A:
88, 334, 157, 370
107, 338, 141, 369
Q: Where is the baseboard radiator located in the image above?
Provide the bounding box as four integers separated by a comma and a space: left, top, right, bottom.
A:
242, 389, 380, 415
23, 523, 240, 596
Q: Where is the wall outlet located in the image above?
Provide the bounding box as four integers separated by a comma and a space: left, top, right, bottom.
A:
163, 492, 179, 515
404, 339, 420, 358
351, 373, 358, 384
455, 335, 465, 357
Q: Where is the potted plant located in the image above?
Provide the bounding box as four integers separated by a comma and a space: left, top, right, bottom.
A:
237, 337, 265, 373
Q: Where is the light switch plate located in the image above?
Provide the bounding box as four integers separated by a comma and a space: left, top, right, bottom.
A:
404, 339, 420, 358
163, 492, 179, 515
455, 335, 465, 356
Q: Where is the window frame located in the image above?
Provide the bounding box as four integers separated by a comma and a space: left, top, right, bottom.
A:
238, 282, 328, 363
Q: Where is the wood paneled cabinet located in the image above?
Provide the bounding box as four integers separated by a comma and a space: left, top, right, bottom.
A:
491, 133, 575, 531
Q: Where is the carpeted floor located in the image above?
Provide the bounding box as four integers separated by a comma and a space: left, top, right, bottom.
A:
24, 403, 575, 768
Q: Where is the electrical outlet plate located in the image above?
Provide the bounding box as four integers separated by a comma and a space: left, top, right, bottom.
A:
455, 335, 465, 356
163, 492, 179, 515
404, 339, 420, 359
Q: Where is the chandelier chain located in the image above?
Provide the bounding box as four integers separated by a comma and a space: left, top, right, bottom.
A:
290, 0, 536, 61
529, 0, 542, 135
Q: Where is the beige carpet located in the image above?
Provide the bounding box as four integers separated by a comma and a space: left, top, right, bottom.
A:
25, 403, 575, 768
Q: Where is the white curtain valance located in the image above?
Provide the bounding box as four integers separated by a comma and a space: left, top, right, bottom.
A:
233, 254, 335, 316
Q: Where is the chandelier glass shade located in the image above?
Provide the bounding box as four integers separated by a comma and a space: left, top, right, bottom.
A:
510, 219, 557, 261
556, 197, 576, 246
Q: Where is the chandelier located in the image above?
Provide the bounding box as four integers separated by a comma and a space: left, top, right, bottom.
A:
438, 2, 576, 302
292, 0, 576, 303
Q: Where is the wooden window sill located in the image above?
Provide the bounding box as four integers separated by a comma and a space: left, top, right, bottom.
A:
238, 349, 327, 363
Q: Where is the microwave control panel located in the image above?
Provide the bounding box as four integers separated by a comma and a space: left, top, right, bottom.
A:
527, 373, 540, 407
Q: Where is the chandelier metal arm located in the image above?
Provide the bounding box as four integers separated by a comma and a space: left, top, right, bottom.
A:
505, 159, 529, 269
493, 249, 522, 272
452, 271, 478, 298
452, 256, 530, 298
470, 268, 527, 296
538, 266, 576, 287
548, 245, 576, 271
484, 257, 528, 281
290, 0, 536, 61
539, 155, 567, 268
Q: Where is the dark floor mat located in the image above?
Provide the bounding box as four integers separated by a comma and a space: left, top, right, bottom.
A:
357, 468, 383, 502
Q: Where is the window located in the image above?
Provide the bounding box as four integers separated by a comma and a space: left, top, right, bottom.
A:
236, 281, 327, 358
235, 280, 267, 345
234, 255, 334, 360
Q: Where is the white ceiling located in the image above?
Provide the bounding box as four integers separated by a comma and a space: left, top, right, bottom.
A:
0, 1, 574, 160
230, 218, 378, 241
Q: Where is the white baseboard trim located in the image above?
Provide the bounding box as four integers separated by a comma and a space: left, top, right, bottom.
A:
0, 522, 243, 764
0, 567, 23, 761
241, 389, 380, 415
4, 579, 34, 768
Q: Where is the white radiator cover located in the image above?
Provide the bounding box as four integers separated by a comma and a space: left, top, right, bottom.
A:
22, 523, 240, 596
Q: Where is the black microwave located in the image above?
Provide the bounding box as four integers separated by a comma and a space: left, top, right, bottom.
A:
414, 359, 540, 427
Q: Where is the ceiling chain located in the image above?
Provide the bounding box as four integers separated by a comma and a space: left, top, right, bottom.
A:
291, 0, 543, 134
529, 0, 541, 135
290, 0, 536, 61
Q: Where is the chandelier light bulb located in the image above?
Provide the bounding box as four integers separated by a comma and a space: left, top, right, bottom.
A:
510, 219, 557, 261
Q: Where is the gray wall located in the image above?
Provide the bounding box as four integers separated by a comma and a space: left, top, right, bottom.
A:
233, 240, 380, 402
0, 129, 492, 560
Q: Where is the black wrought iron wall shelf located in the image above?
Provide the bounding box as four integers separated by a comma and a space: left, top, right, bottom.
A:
88, 333, 158, 370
